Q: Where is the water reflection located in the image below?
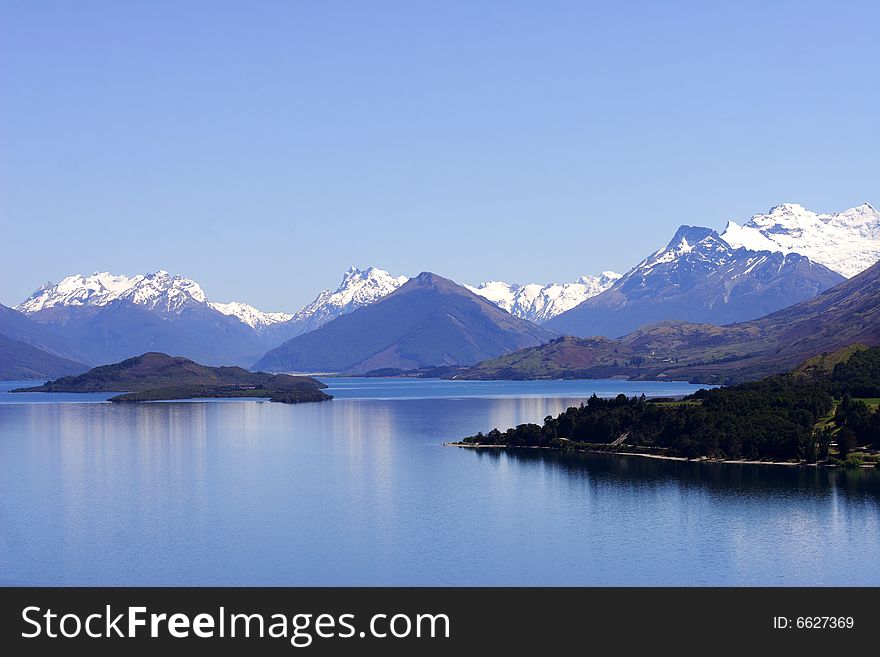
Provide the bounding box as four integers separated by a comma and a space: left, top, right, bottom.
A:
1, 382, 878, 586
480, 448, 880, 504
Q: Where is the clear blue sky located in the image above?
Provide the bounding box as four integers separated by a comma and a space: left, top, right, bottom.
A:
1, 0, 877, 310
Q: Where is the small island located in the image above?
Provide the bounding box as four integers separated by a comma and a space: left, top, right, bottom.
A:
13, 352, 332, 404
454, 345, 880, 467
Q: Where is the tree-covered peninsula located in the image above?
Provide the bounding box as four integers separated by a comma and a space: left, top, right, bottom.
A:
458, 345, 880, 465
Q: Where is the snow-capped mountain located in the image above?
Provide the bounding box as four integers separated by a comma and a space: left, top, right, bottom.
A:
16, 270, 207, 316
721, 203, 880, 278
279, 266, 621, 336
545, 225, 845, 338
17, 267, 406, 340
263, 265, 620, 335
287, 266, 409, 335
115, 270, 208, 314
16, 271, 290, 365
208, 302, 293, 331
16, 270, 276, 367
16, 272, 144, 314
17, 270, 290, 327
465, 272, 621, 323
256, 272, 556, 373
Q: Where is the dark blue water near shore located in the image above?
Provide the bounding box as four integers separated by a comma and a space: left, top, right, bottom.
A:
1, 378, 878, 585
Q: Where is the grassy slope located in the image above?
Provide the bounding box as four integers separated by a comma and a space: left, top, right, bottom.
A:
455, 336, 634, 379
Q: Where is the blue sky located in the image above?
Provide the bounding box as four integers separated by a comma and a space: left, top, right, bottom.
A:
1, 0, 877, 310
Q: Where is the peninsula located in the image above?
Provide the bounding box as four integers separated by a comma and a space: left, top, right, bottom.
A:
455, 345, 880, 467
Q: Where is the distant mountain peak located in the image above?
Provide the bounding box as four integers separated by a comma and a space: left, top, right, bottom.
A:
342, 265, 380, 282
402, 271, 455, 290
545, 220, 845, 339
767, 202, 807, 215
840, 202, 877, 219
255, 270, 555, 374
591, 271, 622, 285
16, 270, 288, 333
465, 271, 621, 323
721, 202, 880, 277
665, 225, 719, 252
208, 301, 293, 330
16, 272, 144, 313
286, 266, 408, 335
638, 226, 729, 271
117, 270, 207, 313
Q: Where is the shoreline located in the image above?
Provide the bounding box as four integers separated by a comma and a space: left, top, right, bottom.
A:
445, 442, 878, 469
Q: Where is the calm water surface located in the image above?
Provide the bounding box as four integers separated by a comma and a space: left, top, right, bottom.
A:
1, 378, 878, 586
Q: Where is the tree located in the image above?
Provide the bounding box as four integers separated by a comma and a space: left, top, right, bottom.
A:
835, 393, 853, 423
818, 427, 833, 460
871, 410, 880, 449
804, 431, 818, 463
836, 427, 857, 459
844, 400, 873, 442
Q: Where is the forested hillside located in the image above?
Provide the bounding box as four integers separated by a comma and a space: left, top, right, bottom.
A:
460, 345, 880, 464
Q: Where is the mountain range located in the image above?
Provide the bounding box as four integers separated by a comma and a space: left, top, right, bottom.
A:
283, 266, 409, 335
4, 201, 878, 380
459, 257, 880, 384
255, 273, 556, 373
720, 202, 879, 278
650, 254, 880, 382
19, 271, 294, 331
544, 225, 844, 338
10, 265, 617, 370
17, 266, 621, 330
16, 271, 268, 368
464, 272, 621, 323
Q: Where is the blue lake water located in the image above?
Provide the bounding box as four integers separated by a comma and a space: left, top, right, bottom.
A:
1, 378, 878, 586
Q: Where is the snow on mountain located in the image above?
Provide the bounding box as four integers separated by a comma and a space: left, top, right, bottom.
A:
289, 266, 408, 334
16, 272, 143, 314
465, 272, 621, 323
544, 225, 845, 338
17, 270, 287, 329
17, 270, 209, 315
633, 225, 731, 277
721, 203, 880, 278
116, 270, 208, 314
285, 266, 621, 332
209, 301, 293, 331
17, 266, 623, 332
255, 272, 555, 373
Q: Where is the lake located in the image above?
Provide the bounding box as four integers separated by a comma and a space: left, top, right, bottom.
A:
1, 378, 878, 586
